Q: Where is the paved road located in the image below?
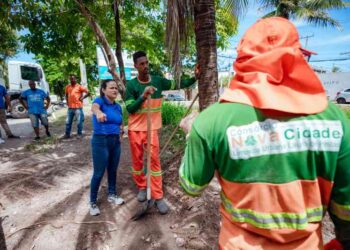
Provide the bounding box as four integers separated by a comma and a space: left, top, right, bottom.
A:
1, 117, 33, 138
1, 106, 66, 139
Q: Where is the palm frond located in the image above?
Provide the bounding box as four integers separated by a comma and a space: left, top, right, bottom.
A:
306, 12, 342, 29
222, 0, 249, 19
165, 0, 249, 84
303, 0, 345, 9
258, 0, 344, 28
294, 7, 342, 29
165, 0, 195, 83
261, 10, 278, 17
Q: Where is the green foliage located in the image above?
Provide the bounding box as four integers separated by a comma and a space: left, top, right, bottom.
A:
2, 0, 246, 100
161, 102, 187, 126
36, 54, 98, 98
215, 0, 240, 49
159, 102, 188, 153
121, 101, 188, 128
343, 109, 350, 120
258, 0, 345, 28
120, 0, 167, 69
2, 0, 168, 96
0, 24, 19, 64
0, 3, 19, 76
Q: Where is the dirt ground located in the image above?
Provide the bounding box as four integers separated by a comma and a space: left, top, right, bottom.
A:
0, 108, 335, 250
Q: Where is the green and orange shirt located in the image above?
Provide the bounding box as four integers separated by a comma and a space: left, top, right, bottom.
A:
125, 75, 196, 131
180, 102, 350, 247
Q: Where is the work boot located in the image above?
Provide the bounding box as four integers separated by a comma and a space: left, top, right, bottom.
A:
107, 194, 125, 205
8, 135, 20, 139
89, 203, 100, 216
34, 136, 40, 141
46, 131, 51, 137
137, 189, 147, 202
61, 134, 70, 139
155, 199, 169, 215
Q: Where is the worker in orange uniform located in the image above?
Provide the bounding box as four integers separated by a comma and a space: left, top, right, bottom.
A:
125, 51, 199, 214
63, 75, 90, 139
180, 17, 350, 250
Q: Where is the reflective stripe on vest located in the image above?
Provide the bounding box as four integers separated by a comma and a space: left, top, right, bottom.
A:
221, 192, 324, 230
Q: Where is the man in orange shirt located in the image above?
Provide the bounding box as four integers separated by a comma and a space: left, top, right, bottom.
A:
63, 75, 89, 138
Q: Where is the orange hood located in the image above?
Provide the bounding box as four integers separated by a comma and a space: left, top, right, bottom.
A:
220, 17, 327, 114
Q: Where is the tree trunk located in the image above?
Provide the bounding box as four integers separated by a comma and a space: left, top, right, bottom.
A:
194, 0, 219, 111
75, 0, 125, 96
113, 1, 126, 85
185, 88, 192, 101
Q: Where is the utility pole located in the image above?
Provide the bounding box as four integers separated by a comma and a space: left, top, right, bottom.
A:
300, 34, 314, 48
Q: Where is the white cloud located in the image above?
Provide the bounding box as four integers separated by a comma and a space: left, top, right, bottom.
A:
218, 48, 237, 56
292, 19, 308, 28
331, 34, 350, 43
312, 34, 350, 46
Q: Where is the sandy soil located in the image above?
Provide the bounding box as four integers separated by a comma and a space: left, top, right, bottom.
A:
0, 108, 335, 250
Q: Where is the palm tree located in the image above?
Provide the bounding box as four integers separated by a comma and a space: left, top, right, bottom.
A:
165, 0, 248, 111
258, 0, 345, 28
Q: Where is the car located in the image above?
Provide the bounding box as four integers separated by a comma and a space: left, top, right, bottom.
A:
164, 93, 185, 101
335, 88, 350, 104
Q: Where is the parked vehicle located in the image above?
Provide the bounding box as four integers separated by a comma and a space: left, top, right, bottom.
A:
51, 99, 67, 111
317, 72, 350, 101
335, 88, 350, 104
164, 93, 185, 101
1, 61, 50, 118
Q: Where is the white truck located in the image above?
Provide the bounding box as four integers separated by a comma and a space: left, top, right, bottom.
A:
0, 61, 51, 118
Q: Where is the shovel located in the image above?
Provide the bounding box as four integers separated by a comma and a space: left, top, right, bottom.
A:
131, 95, 154, 220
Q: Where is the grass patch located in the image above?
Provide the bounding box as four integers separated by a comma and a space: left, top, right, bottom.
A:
159, 102, 189, 157
53, 114, 67, 126
121, 102, 188, 127
24, 135, 59, 154
159, 124, 186, 153
161, 102, 187, 126
338, 105, 350, 119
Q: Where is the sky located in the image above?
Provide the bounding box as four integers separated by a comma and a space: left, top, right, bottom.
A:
218, 3, 350, 73
12, 2, 350, 73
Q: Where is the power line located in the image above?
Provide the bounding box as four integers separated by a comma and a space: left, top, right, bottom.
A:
300, 34, 314, 48
217, 55, 236, 59
310, 58, 350, 62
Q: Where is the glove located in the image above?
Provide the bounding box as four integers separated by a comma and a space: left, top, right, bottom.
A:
324, 239, 343, 250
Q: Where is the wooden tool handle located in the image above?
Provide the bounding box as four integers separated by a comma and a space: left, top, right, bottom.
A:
146, 95, 152, 200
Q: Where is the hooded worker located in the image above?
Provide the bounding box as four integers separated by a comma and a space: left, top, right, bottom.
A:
179, 17, 350, 250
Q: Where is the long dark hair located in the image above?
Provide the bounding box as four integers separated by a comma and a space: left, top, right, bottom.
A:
100, 79, 116, 97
